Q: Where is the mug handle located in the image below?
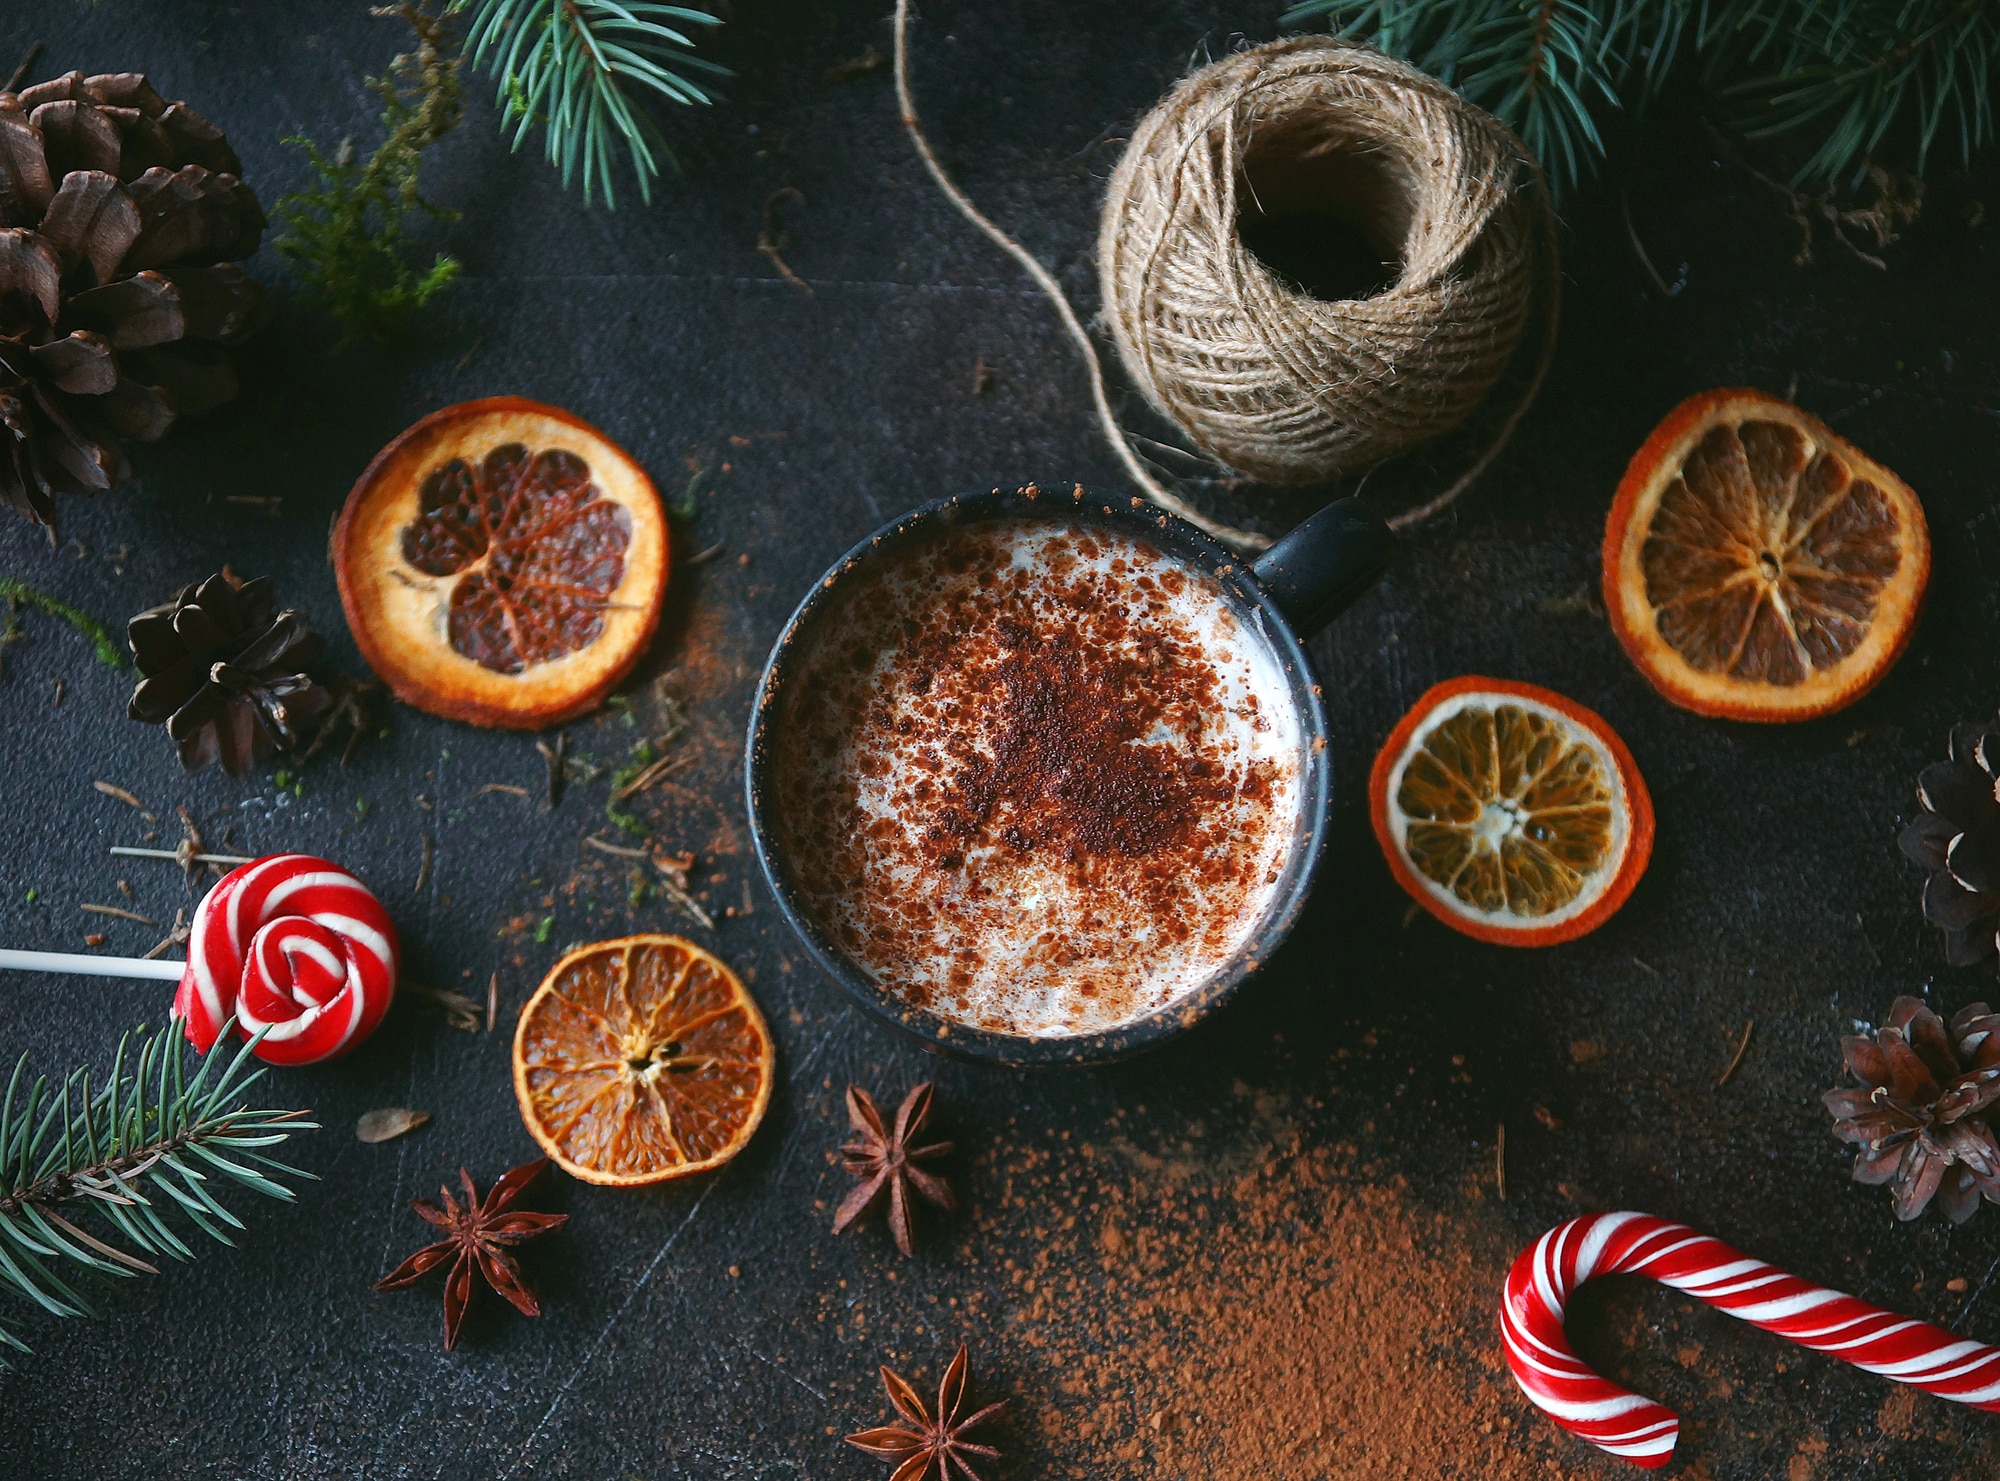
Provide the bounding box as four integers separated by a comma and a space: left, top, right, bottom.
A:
1249, 497, 1398, 637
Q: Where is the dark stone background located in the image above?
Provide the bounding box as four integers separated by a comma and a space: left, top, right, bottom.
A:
1, 2, 1998, 1478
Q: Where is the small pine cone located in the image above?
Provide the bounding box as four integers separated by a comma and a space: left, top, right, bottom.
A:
1824, 996, 2000, 1224
1899, 718, 2000, 965
128, 572, 332, 778
0, 71, 267, 526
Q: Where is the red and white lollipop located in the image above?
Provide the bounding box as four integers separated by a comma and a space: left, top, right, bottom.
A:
177, 855, 398, 1064
0, 853, 398, 1066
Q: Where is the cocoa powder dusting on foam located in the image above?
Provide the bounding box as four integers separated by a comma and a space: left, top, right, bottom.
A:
912, 608, 1234, 871
772, 520, 1301, 1036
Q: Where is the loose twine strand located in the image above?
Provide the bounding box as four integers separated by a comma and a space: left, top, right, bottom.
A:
892, 0, 1269, 552
892, 3, 1562, 547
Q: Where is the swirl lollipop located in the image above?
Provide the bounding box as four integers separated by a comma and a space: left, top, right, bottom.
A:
178, 855, 398, 1064
0, 853, 398, 1067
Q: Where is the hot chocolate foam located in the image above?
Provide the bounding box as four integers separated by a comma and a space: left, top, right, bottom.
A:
771, 517, 1303, 1037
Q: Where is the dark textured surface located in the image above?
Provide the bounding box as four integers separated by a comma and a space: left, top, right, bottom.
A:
1, 3, 1999, 1478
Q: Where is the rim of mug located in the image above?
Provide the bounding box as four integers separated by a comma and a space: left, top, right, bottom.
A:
743, 484, 1332, 1068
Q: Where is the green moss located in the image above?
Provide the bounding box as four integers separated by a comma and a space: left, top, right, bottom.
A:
274, 1, 464, 345
0, 578, 120, 668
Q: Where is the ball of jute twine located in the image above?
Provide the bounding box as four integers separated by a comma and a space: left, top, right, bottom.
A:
891, 5, 1557, 550
1100, 37, 1548, 494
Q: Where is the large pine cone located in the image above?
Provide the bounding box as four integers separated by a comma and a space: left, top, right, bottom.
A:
0, 71, 268, 525
1899, 717, 2000, 965
128, 571, 331, 778
1824, 996, 2000, 1224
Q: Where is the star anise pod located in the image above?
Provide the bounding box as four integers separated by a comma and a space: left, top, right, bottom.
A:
846, 1344, 1007, 1481
374, 1157, 568, 1349
1824, 996, 2000, 1224
833, 1082, 954, 1257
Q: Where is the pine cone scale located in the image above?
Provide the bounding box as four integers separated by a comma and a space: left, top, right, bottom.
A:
1960, 1015, 2000, 1062
1877, 1062, 1936, 1113
1943, 1118, 2000, 1172
1897, 1002, 1961, 1084
1917, 757, 2000, 824
1949, 829, 2000, 893
80, 376, 172, 441
31, 99, 122, 178
227, 612, 316, 677
65, 271, 182, 347
28, 331, 116, 395
1840, 1033, 1892, 1086
1895, 1143, 1948, 1219
123, 165, 264, 269
1853, 1143, 1905, 1185
40, 169, 139, 284
1898, 811, 1956, 870
129, 661, 206, 724
1935, 1069, 2000, 1121
1935, 1170, 1982, 1225
30, 386, 117, 489
0, 413, 46, 520
0, 226, 62, 319
0, 116, 52, 222
1920, 871, 1997, 932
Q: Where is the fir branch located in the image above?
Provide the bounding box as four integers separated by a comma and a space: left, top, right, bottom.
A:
275, 1, 467, 344
0, 577, 120, 669
1284, 0, 2000, 195
0, 1021, 317, 1363
1283, 0, 1653, 191
459, 0, 730, 208
1713, 0, 1997, 184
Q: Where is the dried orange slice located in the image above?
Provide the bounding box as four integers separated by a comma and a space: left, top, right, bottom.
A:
333, 397, 668, 729
513, 935, 773, 1187
1603, 388, 1928, 722
1369, 677, 1654, 947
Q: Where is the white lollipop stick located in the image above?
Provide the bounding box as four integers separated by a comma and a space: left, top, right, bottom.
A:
1, 853, 399, 1066
0, 949, 184, 981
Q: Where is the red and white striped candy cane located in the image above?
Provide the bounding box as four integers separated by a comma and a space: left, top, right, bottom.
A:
179, 854, 398, 1066
1502, 1211, 2000, 1468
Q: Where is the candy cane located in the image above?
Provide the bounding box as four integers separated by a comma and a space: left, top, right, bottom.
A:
1502, 1211, 2000, 1468
0, 854, 397, 1066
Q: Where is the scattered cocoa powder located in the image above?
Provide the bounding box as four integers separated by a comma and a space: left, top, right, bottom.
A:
1878, 1385, 1924, 1438
950, 1127, 1606, 1481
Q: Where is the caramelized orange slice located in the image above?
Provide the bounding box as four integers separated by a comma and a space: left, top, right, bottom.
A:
513, 935, 773, 1186
333, 397, 668, 729
1603, 388, 1928, 722
1369, 677, 1654, 946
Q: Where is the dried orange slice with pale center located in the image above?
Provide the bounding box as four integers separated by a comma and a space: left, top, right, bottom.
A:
1603, 388, 1928, 722
513, 935, 773, 1186
1369, 677, 1654, 946
334, 397, 668, 730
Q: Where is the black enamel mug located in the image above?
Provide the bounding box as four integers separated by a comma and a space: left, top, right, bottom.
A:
744, 484, 1394, 1066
